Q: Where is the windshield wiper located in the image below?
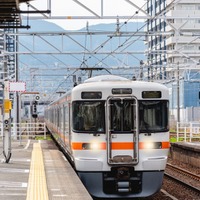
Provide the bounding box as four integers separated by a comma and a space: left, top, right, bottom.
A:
143, 122, 153, 136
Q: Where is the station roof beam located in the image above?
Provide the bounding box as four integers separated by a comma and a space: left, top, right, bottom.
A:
0, 0, 50, 29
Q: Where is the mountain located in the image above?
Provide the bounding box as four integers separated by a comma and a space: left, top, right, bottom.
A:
18, 20, 146, 91
19, 20, 145, 65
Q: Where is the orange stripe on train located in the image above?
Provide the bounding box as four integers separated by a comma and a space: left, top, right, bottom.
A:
71, 142, 170, 150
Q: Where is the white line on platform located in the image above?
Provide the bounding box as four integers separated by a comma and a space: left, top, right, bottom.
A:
24, 140, 31, 150
0, 168, 29, 173
161, 189, 179, 200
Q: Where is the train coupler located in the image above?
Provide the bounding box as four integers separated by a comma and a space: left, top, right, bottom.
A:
116, 181, 131, 193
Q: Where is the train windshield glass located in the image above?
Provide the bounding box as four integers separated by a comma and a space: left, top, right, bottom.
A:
110, 99, 135, 132
72, 101, 105, 133
139, 100, 169, 133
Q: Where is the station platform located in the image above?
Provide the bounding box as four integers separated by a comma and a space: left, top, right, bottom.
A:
0, 139, 93, 200
170, 142, 200, 168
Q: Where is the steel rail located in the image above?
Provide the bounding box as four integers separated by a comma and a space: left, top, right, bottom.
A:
166, 163, 200, 181
165, 163, 200, 194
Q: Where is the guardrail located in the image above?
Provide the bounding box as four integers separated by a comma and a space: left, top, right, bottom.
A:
0, 122, 47, 140
177, 122, 200, 142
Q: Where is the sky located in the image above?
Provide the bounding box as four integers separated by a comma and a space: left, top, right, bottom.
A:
20, 0, 146, 30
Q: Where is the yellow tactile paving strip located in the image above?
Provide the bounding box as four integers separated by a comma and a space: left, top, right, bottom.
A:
26, 143, 49, 200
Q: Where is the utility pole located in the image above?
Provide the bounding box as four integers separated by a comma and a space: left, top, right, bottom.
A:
3, 61, 12, 163
177, 62, 180, 123
139, 60, 144, 80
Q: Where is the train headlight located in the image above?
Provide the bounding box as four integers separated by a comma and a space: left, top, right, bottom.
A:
82, 142, 100, 150
142, 142, 162, 149
90, 143, 100, 150
144, 142, 154, 149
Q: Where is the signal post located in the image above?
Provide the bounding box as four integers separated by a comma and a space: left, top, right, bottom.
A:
2, 81, 26, 162
3, 81, 12, 163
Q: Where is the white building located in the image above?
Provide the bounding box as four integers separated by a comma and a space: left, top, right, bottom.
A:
166, 0, 200, 71
145, 0, 167, 80
146, 0, 200, 123
146, 0, 200, 79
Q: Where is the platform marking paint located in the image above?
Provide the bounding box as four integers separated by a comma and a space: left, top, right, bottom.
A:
0, 168, 29, 173
26, 143, 49, 200
24, 139, 31, 150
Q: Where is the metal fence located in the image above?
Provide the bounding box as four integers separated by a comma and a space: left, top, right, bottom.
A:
0, 122, 47, 140
177, 122, 200, 142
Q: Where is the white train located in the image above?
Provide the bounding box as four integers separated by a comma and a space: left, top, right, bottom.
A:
44, 75, 170, 199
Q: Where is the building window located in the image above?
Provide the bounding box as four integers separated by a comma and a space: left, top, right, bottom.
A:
184, 45, 194, 50
182, 5, 195, 10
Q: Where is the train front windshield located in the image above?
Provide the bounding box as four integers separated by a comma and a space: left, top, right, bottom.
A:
139, 100, 169, 133
72, 100, 168, 134
110, 99, 135, 132
72, 101, 105, 132
109, 99, 168, 133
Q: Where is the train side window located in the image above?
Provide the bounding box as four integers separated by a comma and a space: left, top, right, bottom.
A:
64, 105, 69, 135
72, 101, 105, 133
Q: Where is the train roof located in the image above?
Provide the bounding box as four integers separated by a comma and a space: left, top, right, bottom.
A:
84, 75, 129, 83
74, 75, 168, 91
72, 75, 169, 100
47, 75, 169, 107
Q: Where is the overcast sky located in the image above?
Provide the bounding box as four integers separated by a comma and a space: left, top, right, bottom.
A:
20, 0, 146, 30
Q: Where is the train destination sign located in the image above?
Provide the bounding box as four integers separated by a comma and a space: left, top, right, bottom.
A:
142, 91, 161, 98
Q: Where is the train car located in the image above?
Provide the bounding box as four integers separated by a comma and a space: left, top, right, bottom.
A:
44, 75, 170, 199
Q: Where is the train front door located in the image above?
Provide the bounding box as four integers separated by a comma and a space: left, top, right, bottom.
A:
107, 97, 139, 165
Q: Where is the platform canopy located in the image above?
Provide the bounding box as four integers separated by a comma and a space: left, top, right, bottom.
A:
0, 0, 32, 27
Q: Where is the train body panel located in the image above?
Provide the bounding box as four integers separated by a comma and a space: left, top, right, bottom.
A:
45, 75, 170, 198
78, 171, 164, 198
70, 133, 169, 171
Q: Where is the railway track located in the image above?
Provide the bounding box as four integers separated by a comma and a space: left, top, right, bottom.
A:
164, 163, 200, 197
166, 163, 200, 182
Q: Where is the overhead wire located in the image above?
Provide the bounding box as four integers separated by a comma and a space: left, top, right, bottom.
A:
89, 0, 183, 73
23, 0, 182, 95
45, 68, 80, 102
82, 2, 148, 70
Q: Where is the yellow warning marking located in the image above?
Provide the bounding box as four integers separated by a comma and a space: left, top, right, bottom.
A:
26, 143, 49, 200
